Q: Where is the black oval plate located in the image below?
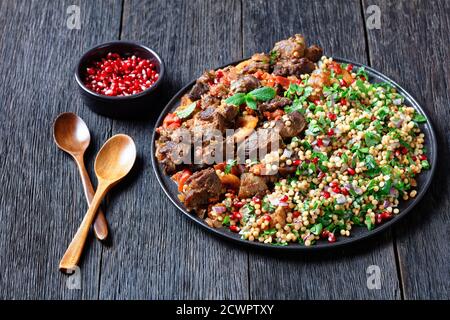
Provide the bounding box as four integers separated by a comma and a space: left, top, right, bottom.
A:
151, 58, 437, 251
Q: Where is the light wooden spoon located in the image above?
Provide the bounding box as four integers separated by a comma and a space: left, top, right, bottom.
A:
59, 134, 136, 272
53, 112, 109, 240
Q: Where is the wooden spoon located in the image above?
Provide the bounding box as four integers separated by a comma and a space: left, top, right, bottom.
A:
53, 112, 108, 240
59, 134, 136, 272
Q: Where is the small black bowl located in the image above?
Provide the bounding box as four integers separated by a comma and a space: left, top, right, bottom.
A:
75, 41, 165, 118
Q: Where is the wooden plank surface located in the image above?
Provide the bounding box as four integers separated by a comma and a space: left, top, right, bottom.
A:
363, 0, 450, 300
0, 0, 122, 299
243, 0, 401, 299
97, 0, 249, 299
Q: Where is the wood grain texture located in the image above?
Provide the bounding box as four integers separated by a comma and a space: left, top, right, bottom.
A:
97, 0, 249, 299
362, 0, 450, 299
0, 0, 122, 299
242, 0, 401, 299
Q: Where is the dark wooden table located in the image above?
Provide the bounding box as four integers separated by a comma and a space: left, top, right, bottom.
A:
0, 0, 448, 300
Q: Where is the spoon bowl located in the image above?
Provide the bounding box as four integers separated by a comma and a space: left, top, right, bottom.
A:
53, 113, 90, 154
95, 134, 137, 182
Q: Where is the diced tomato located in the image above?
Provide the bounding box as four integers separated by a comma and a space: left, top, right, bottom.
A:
264, 109, 285, 121
346, 64, 353, 72
167, 122, 181, 130
172, 169, 192, 192
274, 75, 291, 88
329, 62, 342, 74
163, 112, 181, 128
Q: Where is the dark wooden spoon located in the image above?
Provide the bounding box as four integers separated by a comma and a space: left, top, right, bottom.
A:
53, 112, 108, 240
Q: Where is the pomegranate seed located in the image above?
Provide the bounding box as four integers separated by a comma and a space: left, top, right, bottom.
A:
339, 79, 347, 87
229, 225, 239, 233
83, 52, 159, 96
346, 64, 353, 72
412, 156, 417, 161
264, 215, 271, 221
317, 138, 323, 147
341, 188, 349, 196
401, 147, 408, 155
381, 211, 392, 220
293, 211, 300, 218
347, 168, 355, 175
293, 159, 301, 166
232, 212, 242, 220
332, 186, 341, 194
279, 195, 288, 202
376, 214, 383, 224
321, 230, 330, 238
340, 98, 348, 105
330, 181, 339, 188
312, 157, 319, 164
234, 202, 244, 209
328, 113, 337, 121
314, 99, 321, 105
252, 196, 261, 204
318, 171, 326, 180
327, 129, 334, 136
328, 233, 336, 243
322, 191, 330, 199
420, 154, 427, 160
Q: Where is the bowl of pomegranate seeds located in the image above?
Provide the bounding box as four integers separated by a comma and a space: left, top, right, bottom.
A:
75, 41, 164, 118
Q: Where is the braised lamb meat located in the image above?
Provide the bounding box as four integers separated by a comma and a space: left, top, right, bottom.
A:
272, 34, 306, 60
242, 53, 270, 74
272, 57, 316, 77
188, 70, 215, 100
304, 45, 323, 62
238, 173, 268, 198
183, 168, 222, 213
276, 111, 307, 138
259, 96, 292, 113
230, 75, 260, 93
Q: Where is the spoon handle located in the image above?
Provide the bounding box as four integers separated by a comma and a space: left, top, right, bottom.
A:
59, 182, 109, 272
75, 155, 109, 240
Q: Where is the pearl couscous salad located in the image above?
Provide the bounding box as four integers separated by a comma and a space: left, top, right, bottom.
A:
156, 35, 430, 246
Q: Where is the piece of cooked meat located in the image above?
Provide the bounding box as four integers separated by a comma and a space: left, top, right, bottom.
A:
272, 57, 316, 77
241, 130, 281, 161
188, 70, 215, 100
243, 53, 270, 74
230, 75, 260, 93
258, 96, 292, 113
276, 111, 307, 138
194, 107, 228, 134
183, 168, 222, 212
272, 34, 306, 60
200, 94, 220, 110
155, 140, 186, 174
304, 45, 323, 62
238, 173, 268, 199
217, 103, 239, 123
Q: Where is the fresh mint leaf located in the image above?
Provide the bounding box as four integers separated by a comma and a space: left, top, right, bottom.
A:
176, 101, 197, 119
413, 113, 427, 123
245, 95, 258, 110
248, 86, 276, 101
365, 132, 381, 147
225, 93, 246, 106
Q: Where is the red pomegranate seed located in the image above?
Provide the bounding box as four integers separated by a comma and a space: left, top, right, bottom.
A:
232, 212, 242, 220
376, 214, 383, 224
312, 157, 319, 164
317, 171, 326, 180
328, 233, 336, 243
347, 168, 355, 175
327, 129, 334, 137
412, 155, 417, 161
252, 196, 261, 204
83, 52, 159, 96
420, 154, 427, 160
401, 147, 408, 155
322, 191, 330, 199
346, 64, 353, 72
332, 186, 341, 194
340, 98, 348, 105
330, 181, 338, 188
293, 211, 300, 218
328, 113, 337, 121
321, 230, 330, 238
341, 188, 349, 196
264, 215, 271, 221
234, 202, 244, 209
279, 195, 288, 202
229, 225, 239, 233
317, 138, 323, 147
293, 159, 301, 166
